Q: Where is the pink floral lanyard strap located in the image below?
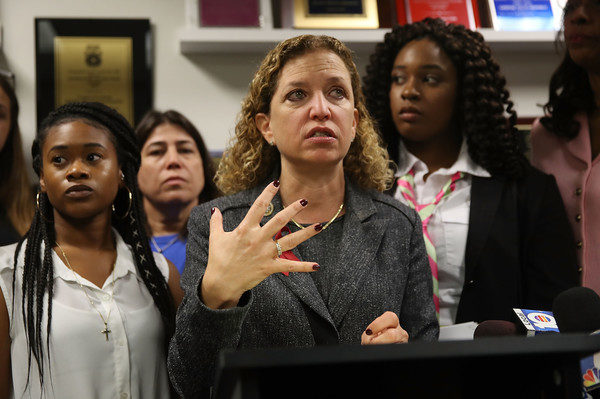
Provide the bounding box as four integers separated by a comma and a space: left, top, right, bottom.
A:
397, 168, 464, 317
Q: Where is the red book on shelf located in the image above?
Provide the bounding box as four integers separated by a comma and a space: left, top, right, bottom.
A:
395, 0, 408, 24
471, 0, 481, 27
200, 0, 260, 27
405, 0, 477, 29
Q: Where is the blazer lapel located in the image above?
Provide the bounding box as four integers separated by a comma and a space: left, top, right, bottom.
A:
273, 260, 336, 327
327, 182, 387, 327
465, 176, 504, 277
261, 192, 335, 327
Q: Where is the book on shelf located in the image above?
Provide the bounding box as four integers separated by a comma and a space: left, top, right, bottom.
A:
199, 0, 261, 27
402, 0, 479, 29
378, 0, 398, 28
395, 0, 498, 28
487, 0, 563, 31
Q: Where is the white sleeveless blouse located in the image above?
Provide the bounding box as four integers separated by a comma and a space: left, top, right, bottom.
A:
0, 231, 171, 399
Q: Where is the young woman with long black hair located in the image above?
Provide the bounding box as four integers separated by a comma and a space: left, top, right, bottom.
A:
0, 102, 182, 398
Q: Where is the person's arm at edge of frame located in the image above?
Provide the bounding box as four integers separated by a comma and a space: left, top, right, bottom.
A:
0, 284, 11, 399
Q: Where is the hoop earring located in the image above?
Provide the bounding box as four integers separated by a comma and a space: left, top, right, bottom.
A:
36, 192, 52, 223
112, 186, 133, 220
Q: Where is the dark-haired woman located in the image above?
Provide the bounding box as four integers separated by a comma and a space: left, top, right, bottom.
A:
0, 102, 182, 398
136, 110, 219, 274
363, 18, 579, 325
0, 76, 34, 245
531, 0, 600, 293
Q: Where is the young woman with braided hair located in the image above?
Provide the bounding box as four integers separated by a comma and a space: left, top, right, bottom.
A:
0, 102, 182, 398
363, 18, 578, 326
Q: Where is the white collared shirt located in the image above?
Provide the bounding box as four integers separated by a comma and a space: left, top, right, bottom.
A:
0, 230, 171, 399
394, 141, 490, 326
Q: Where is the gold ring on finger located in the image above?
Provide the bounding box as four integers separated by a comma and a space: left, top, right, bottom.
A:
274, 240, 283, 257
265, 202, 274, 216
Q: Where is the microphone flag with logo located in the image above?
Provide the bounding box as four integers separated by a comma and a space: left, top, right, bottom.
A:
513, 308, 559, 336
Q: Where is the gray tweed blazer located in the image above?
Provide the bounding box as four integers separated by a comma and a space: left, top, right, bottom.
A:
168, 178, 438, 397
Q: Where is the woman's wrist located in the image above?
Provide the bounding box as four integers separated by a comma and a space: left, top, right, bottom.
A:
199, 272, 241, 310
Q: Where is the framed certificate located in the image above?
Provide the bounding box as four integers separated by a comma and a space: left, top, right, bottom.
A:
293, 0, 379, 29
35, 18, 152, 128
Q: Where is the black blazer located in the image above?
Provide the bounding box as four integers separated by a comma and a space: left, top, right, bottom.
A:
390, 166, 579, 323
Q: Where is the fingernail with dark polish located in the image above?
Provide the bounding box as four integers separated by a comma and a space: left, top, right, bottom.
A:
273, 179, 280, 187
314, 223, 323, 232
365, 329, 373, 336
313, 264, 320, 271
211, 207, 216, 215
300, 199, 308, 207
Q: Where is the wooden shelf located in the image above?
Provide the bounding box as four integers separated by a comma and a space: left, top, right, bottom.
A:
179, 27, 560, 54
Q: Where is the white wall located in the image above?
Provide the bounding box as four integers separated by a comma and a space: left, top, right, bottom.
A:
0, 0, 258, 162
0, 0, 563, 172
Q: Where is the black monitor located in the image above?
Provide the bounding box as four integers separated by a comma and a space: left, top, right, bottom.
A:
214, 334, 600, 398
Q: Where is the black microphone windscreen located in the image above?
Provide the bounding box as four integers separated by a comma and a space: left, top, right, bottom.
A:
552, 287, 600, 333
473, 320, 519, 338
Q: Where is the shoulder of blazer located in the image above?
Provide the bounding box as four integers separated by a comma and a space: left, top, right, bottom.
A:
366, 189, 420, 228
470, 166, 555, 221
514, 165, 556, 200
513, 166, 560, 220
472, 166, 554, 194
518, 165, 555, 186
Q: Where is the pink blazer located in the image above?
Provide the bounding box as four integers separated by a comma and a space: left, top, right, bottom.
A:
531, 113, 600, 293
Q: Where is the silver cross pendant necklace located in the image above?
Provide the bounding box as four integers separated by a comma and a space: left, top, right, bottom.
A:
56, 242, 117, 341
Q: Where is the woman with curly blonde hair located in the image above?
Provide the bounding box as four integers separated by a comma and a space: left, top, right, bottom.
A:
216, 35, 392, 194
168, 34, 438, 397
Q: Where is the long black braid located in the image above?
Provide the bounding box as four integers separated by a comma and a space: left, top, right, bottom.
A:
15, 102, 176, 391
363, 18, 528, 179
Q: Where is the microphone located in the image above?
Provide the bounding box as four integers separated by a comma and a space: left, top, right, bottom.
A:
473, 320, 520, 338
552, 287, 600, 334
552, 287, 600, 398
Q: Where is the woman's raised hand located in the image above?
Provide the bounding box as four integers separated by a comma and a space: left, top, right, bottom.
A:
201, 180, 322, 309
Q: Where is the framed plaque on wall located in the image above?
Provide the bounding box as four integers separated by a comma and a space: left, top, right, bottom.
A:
292, 0, 379, 29
35, 18, 152, 128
